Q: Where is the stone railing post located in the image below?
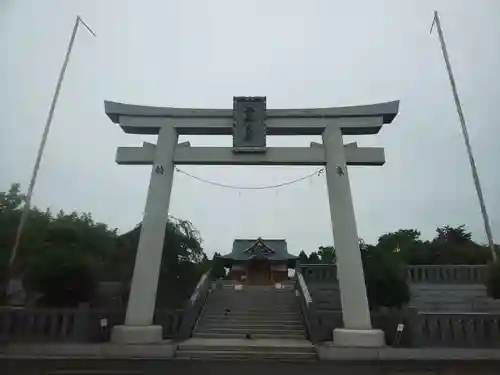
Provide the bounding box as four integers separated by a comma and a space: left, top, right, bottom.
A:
71, 303, 90, 342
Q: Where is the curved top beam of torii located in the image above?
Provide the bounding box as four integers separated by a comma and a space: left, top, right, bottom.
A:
105, 100, 399, 136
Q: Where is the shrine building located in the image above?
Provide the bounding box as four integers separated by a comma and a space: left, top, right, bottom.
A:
218, 238, 298, 284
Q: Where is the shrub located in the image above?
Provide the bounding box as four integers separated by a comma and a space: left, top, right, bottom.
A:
486, 261, 500, 299
24, 247, 97, 307
363, 249, 410, 310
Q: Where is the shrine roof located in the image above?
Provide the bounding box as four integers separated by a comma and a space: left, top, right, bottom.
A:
220, 238, 298, 262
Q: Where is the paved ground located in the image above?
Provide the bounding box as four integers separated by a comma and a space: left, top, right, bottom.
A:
2, 358, 500, 375
3, 341, 500, 361
2, 341, 500, 374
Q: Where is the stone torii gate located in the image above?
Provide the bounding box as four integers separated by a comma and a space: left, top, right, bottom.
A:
105, 97, 399, 347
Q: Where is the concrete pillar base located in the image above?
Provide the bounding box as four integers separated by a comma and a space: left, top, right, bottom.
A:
333, 328, 385, 347
111, 325, 163, 344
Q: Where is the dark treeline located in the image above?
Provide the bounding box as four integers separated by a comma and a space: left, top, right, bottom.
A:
1, 183, 499, 309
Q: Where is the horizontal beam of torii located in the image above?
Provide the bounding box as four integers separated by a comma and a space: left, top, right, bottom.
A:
116, 141, 385, 166
105, 100, 399, 135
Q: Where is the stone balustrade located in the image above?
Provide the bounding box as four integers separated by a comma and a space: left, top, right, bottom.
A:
416, 312, 500, 348
0, 307, 81, 342
299, 264, 489, 285
0, 306, 183, 343
406, 265, 488, 284
299, 264, 338, 283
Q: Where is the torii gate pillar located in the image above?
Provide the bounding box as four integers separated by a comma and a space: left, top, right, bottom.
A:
323, 126, 384, 346
111, 126, 178, 344
106, 98, 399, 347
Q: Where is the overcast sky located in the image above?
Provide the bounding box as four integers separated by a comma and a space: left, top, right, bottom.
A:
1, 0, 499, 257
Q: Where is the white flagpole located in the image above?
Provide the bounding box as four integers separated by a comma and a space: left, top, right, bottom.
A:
7, 16, 96, 302
431, 11, 497, 262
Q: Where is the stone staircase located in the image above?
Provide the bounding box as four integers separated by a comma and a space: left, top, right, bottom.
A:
176, 337, 316, 361
175, 281, 316, 361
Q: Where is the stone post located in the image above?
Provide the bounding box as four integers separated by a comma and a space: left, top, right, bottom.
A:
71, 302, 90, 342
112, 125, 178, 344
322, 126, 384, 347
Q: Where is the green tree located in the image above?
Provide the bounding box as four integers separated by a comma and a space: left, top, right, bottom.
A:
430, 225, 491, 264
0, 183, 208, 307
0, 183, 25, 212
435, 225, 471, 244
376, 229, 432, 265
308, 251, 320, 263
211, 252, 226, 279
0, 185, 53, 292
21, 212, 120, 306
377, 229, 421, 252
24, 246, 97, 307
298, 250, 308, 264
0, 184, 26, 281
119, 217, 206, 308
362, 247, 409, 309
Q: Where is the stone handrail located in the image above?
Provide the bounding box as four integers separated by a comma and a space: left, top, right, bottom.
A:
295, 269, 316, 342
297, 271, 312, 305
189, 271, 210, 304
177, 270, 212, 339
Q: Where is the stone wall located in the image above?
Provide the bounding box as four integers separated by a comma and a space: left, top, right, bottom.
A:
410, 284, 500, 312
301, 264, 500, 313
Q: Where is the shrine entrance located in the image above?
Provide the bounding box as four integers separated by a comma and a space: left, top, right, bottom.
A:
105, 96, 399, 347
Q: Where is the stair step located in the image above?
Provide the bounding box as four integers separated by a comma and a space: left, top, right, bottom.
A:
204, 306, 299, 315
202, 310, 301, 314
209, 302, 297, 305
213, 296, 296, 298
196, 327, 304, 334
200, 314, 302, 324
206, 302, 298, 306
198, 319, 304, 328
195, 286, 305, 343
198, 321, 303, 327
175, 350, 316, 361
216, 292, 295, 295
204, 306, 298, 310
207, 305, 297, 308
206, 297, 297, 300
193, 332, 306, 339
177, 343, 315, 354
211, 293, 298, 302
207, 296, 297, 300
197, 323, 304, 329
200, 316, 302, 322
